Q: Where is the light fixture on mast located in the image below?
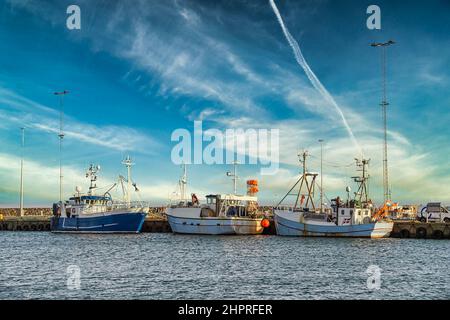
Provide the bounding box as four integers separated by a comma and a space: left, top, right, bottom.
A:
226, 161, 239, 195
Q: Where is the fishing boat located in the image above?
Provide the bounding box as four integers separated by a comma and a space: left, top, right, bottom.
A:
50, 156, 148, 233
274, 151, 393, 238
166, 163, 269, 235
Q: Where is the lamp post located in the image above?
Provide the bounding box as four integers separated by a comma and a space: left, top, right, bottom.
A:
226, 161, 239, 195
19, 127, 25, 217
318, 139, 324, 213
54, 90, 69, 203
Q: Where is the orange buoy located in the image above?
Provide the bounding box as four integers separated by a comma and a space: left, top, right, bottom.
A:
247, 179, 259, 195
261, 218, 270, 228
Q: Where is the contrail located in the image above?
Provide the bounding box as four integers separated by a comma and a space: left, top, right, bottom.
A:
269, 0, 362, 156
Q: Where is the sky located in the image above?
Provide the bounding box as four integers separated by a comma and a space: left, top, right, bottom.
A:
0, 0, 449, 207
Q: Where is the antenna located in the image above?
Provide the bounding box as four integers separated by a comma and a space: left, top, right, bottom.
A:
19, 127, 25, 217
122, 155, 134, 207
54, 90, 69, 203
86, 164, 100, 195
226, 161, 239, 195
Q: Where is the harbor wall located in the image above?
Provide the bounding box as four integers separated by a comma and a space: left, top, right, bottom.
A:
390, 221, 450, 239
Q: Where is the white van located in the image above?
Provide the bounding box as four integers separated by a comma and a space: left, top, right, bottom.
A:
418, 203, 450, 223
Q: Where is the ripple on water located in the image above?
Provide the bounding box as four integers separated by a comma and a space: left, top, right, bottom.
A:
0, 232, 448, 299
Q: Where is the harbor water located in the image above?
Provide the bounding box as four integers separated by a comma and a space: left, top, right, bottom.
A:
0, 232, 448, 299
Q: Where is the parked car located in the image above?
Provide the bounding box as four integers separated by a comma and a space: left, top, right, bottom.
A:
418, 203, 450, 223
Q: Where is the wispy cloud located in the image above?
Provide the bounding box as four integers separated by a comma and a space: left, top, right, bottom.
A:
0, 87, 161, 154
0, 152, 179, 205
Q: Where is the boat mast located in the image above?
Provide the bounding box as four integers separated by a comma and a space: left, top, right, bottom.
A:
54, 90, 69, 203
19, 127, 25, 217
226, 161, 239, 195
352, 158, 370, 206
122, 155, 134, 207
276, 151, 317, 210
86, 164, 100, 195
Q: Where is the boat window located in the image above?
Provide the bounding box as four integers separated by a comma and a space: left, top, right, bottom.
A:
341, 209, 345, 215
350, 210, 353, 216
226, 206, 237, 217
358, 210, 361, 216
201, 208, 215, 217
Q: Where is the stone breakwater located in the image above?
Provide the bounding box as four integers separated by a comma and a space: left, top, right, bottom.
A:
0, 208, 51, 216
0, 207, 168, 217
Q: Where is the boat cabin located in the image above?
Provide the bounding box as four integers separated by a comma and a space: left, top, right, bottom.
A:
200, 194, 260, 218
329, 198, 373, 225
53, 195, 112, 218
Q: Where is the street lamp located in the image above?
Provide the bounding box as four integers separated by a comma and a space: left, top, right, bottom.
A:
318, 139, 324, 213
54, 90, 69, 203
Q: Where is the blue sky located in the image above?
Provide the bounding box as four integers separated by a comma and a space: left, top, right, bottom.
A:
0, 0, 449, 206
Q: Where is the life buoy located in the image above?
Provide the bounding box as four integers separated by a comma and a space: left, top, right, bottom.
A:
400, 229, 410, 238
261, 219, 270, 228
432, 230, 443, 239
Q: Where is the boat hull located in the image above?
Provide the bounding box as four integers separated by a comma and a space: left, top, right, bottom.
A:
167, 214, 264, 235
274, 210, 393, 238
50, 211, 147, 233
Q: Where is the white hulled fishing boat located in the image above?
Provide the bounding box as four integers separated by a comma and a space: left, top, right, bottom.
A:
274, 152, 393, 238
167, 163, 270, 235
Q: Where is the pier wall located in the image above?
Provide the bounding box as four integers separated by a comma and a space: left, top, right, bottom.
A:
390, 221, 450, 239
0, 216, 51, 231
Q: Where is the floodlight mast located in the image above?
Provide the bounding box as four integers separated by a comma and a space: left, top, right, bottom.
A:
370, 40, 395, 202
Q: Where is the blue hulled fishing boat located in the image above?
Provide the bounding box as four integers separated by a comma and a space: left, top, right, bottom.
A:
51, 157, 148, 233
